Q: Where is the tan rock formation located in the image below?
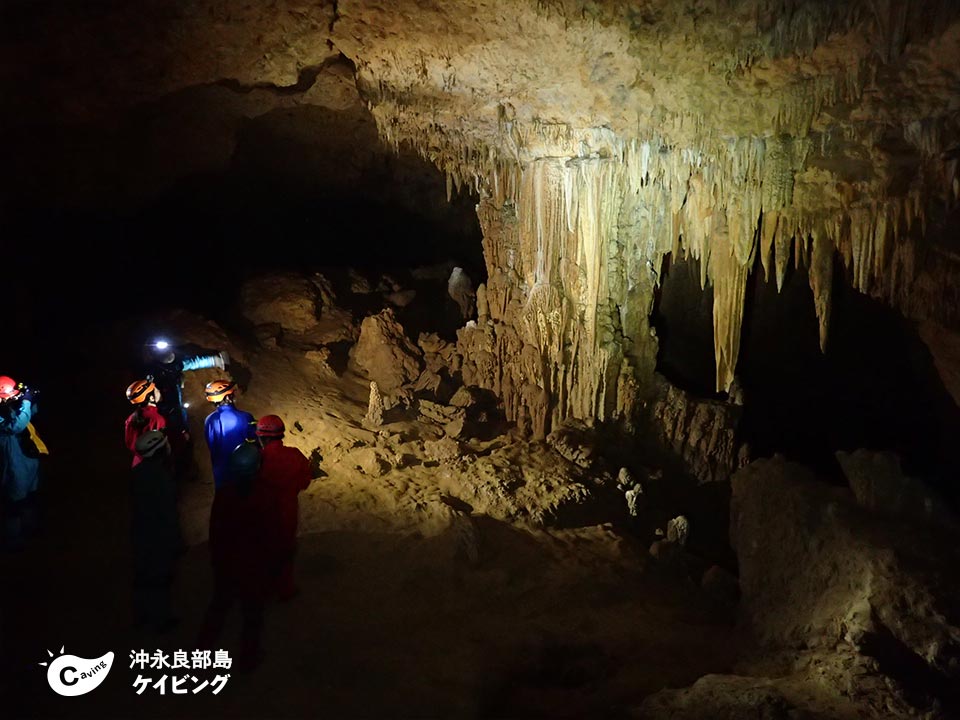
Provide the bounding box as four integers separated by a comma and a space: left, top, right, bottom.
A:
6, 0, 960, 419
349, 308, 423, 396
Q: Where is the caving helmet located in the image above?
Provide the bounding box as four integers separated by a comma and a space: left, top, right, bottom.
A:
204, 379, 237, 403
255, 414, 285, 438
126, 378, 157, 405
135, 429, 169, 458
0, 376, 20, 401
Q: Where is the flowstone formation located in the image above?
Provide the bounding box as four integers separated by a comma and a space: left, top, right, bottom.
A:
333, 0, 960, 418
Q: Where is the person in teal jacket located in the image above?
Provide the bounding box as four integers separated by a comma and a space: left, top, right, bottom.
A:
0, 375, 40, 550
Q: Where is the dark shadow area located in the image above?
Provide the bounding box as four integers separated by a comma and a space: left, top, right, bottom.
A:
860, 621, 960, 715
652, 246, 960, 509
738, 247, 960, 503
651, 252, 722, 399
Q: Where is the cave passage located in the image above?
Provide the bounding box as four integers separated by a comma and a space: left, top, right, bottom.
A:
652, 249, 960, 497
4, 141, 486, 371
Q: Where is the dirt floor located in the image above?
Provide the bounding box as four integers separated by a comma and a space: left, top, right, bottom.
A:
0, 298, 740, 719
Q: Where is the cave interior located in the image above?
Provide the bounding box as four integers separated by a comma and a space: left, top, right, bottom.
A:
3, 1, 960, 718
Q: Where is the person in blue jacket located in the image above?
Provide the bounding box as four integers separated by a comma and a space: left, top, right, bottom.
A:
0, 375, 40, 550
203, 380, 256, 490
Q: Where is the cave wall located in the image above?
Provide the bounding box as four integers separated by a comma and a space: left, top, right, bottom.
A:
338, 0, 960, 408
5, 0, 960, 431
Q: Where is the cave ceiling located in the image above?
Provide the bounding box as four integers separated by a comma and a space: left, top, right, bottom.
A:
4, 0, 960, 392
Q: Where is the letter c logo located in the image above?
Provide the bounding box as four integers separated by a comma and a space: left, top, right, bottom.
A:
46, 652, 113, 696
60, 666, 78, 686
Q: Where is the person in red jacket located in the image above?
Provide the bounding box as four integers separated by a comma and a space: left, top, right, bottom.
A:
255, 414, 313, 601
197, 441, 283, 672
124, 379, 166, 467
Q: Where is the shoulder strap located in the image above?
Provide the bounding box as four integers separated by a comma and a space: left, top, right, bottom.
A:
26, 422, 49, 455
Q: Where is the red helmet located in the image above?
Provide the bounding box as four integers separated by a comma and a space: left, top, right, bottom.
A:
256, 414, 285, 437
126, 379, 157, 405
0, 376, 20, 401
205, 380, 237, 403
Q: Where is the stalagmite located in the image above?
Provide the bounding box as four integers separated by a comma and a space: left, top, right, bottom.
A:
365, 381, 384, 428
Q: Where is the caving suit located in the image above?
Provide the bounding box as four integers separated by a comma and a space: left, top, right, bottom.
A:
204, 404, 257, 489
0, 398, 40, 547
259, 439, 312, 598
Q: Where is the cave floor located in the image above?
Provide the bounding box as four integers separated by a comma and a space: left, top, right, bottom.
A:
0, 317, 741, 719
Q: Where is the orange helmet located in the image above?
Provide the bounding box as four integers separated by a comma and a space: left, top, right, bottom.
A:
205, 380, 237, 403
0, 376, 20, 401
126, 379, 157, 405
256, 414, 285, 437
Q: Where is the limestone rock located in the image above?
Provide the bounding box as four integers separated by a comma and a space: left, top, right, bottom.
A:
666, 515, 690, 546
240, 272, 321, 333
424, 437, 461, 462
546, 422, 595, 469
418, 332, 461, 375
343, 447, 391, 477
304, 348, 337, 378
240, 271, 357, 346
638, 675, 801, 720
615, 467, 636, 492
417, 400, 465, 426
624, 483, 644, 517
653, 382, 742, 483
349, 308, 423, 395
447, 266, 475, 320
411, 369, 458, 404
731, 457, 960, 704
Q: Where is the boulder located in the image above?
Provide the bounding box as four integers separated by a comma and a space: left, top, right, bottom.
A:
731, 456, 960, 700
348, 308, 423, 395
240, 272, 321, 333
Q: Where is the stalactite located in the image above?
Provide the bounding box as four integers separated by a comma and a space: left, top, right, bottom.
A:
808, 232, 834, 352
709, 222, 749, 394
371, 79, 958, 402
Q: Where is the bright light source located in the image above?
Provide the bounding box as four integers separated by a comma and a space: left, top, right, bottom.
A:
154, 340, 170, 350
183, 402, 190, 409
